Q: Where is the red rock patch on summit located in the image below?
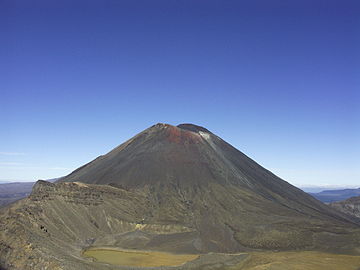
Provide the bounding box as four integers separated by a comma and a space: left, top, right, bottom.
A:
165, 125, 201, 144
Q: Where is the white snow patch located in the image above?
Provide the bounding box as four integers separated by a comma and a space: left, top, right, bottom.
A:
199, 131, 210, 140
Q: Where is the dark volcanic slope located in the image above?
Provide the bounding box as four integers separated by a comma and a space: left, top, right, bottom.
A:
60, 123, 352, 223
1, 123, 360, 270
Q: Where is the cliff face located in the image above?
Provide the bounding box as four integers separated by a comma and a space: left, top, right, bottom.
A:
1, 124, 360, 270
0, 181, 148, 270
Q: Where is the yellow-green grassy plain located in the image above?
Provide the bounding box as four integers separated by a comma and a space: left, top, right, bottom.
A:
83, 248, 199, 267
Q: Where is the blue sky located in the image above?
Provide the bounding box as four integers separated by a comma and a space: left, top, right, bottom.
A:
1, 0, 359, 187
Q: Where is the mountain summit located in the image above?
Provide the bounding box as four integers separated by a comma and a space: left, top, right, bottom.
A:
59, 123, 298, 192
1, 123, 359, 269
61, 123, 220, 187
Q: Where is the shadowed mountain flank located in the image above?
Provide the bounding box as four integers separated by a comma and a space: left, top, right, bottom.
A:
1, 123, 359, 270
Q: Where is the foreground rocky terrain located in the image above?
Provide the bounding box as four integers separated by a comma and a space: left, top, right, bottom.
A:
1, 123, 359, 269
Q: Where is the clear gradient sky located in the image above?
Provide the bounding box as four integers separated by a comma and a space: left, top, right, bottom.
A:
1, 0, 359, 187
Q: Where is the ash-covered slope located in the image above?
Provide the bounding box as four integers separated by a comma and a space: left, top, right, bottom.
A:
60, 123, 351, 222
60, 123, 311, 200
1, 123, 360, 270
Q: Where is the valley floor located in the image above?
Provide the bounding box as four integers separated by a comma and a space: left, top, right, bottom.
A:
82, 248, 360, 270
83, 247, 199, 267
230, 251, 360, 270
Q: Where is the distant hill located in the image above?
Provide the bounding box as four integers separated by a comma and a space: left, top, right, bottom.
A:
0, 180, 12, 184
0, 182, 35, 207
300, 186, 356, 193
330, 196, 360, 219
0, 178, 61, 207
309, 188, 360, 203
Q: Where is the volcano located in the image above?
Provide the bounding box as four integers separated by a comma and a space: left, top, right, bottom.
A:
1, 123, 359, 270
